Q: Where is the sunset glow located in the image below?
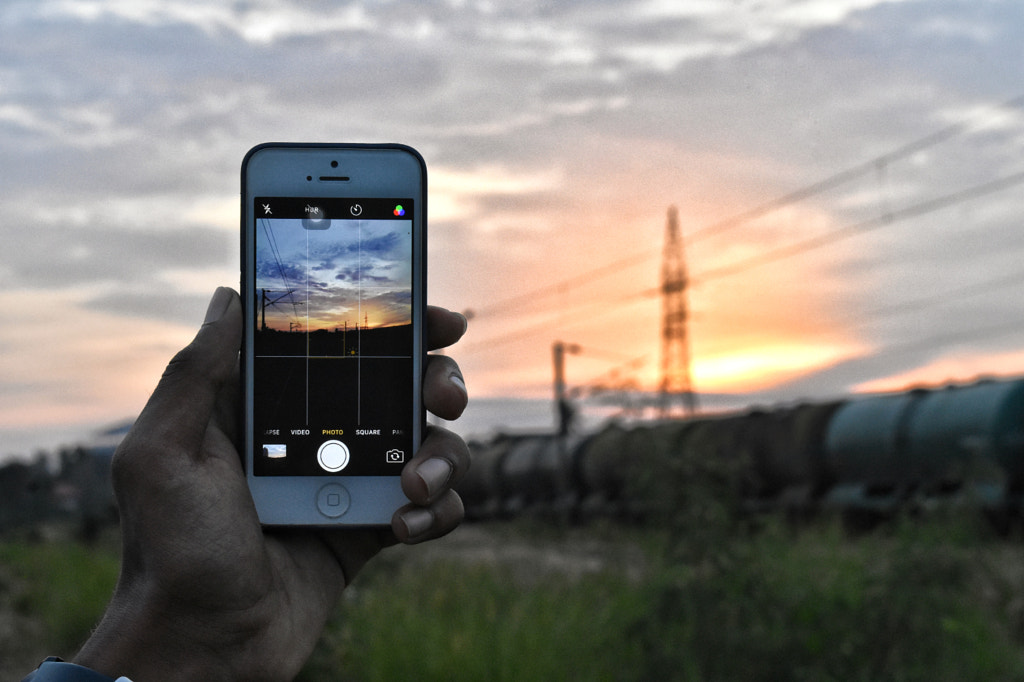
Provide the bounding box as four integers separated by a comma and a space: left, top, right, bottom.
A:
694, 343, 863, 393
4, 1, 1024, 455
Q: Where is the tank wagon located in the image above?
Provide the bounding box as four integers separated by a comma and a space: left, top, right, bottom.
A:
824, 380, 1024, 516
8, 379, 1024, 532
458, 377, 1024, 524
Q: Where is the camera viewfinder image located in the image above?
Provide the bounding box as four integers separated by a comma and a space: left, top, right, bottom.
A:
253, 202, 415, 476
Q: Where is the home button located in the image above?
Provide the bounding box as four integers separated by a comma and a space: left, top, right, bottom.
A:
316, 483, 351, 519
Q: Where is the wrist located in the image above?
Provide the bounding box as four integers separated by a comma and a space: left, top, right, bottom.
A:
23, 657, 130, 682
73, 583, 234, 682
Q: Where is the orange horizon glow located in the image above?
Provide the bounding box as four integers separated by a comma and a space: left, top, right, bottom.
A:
444, 160, 1024, 405
262, 309, 410, 334
449, 169, 876, 397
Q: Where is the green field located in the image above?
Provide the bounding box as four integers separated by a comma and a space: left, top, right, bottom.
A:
4, 515, 1024, 681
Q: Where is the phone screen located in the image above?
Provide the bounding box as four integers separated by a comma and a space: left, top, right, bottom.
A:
251, 197, 415, 477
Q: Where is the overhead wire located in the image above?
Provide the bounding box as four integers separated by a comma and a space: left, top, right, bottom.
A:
692, 167, 1024, 283
466, 249, 656, 319
460, 93, 1024, 390
463, 165, 1024, 353
259, 218, 303, 325
466, 92, 1024, 323
686, 92, 1024, 245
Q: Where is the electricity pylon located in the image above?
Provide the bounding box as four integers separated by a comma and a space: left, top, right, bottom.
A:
659, 206, 698, 417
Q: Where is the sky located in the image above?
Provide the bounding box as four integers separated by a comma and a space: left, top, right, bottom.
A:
2, 0, 1024, 457
256, 217, 412, 332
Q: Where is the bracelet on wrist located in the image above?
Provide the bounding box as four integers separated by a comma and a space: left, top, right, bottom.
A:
21, 657, 133, 682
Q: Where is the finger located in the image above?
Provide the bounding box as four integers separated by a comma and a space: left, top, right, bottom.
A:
392, 490, 465, 545
423, 354, 468, 420
116, 288, 242, 470
212, 354, 242, 451
401, 426, 470, 506
427, 306, 468, 351
307, 526, 397, 588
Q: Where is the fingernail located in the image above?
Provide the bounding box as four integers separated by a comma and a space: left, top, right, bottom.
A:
449, 372, 467, 396
401, 508, 434, 538
418, 457, 453, 499
203, 287, 231, 325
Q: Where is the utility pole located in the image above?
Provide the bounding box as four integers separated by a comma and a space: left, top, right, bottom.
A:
659, 206, 698, 417
552, 341, 581, 435
259, 288, 297, 332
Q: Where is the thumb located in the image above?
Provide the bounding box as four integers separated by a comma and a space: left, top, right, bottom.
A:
118, 287, 242, 467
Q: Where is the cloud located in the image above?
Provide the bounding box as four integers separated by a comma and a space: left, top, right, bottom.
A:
0, 221, 231, 289
3, 0, 1024, 454
16, 0, 376, 43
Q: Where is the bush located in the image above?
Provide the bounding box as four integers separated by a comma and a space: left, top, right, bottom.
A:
628, 518, 1024, 681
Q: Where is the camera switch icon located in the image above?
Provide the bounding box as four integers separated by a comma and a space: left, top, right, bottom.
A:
386, 449, 405, 464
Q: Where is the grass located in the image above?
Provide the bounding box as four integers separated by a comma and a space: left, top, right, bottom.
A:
301, 515, 1024, 682
629, 517, 1024, 681
4, 514, 1024, 681
303, 558, 646, 682
0, 537, 119, 655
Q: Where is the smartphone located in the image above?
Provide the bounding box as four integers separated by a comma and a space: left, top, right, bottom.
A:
241, 143, 426, 525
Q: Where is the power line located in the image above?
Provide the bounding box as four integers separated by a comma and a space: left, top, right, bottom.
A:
859, 270, 1024, 326
456, 92, 1024, 396
696, 265, 1024, 361
461, 289, 654, 353
259, 218, 304, 326
686, 92, 1024, 245
463, 93, 1024, 322
467, 248, 656, 319
692, 167, 1024, 283
464, 166, 1024, 355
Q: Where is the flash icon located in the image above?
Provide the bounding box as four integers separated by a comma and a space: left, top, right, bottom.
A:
262, 203, 272, 215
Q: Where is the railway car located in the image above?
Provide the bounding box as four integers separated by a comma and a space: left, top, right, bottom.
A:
499, 433, 577, 517
573, 420, 694, 521
824, 379, 1024, 516
457, 436, 508, 520
12, 378, 1024, 533
462, 377, 1024, 527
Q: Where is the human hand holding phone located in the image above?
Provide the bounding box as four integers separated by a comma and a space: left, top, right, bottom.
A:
71, 287, 469, 681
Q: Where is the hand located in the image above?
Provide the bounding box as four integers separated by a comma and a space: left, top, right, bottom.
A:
73, 287, 470, 682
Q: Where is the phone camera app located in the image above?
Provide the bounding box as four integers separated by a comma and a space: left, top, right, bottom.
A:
253, 196, 414, 477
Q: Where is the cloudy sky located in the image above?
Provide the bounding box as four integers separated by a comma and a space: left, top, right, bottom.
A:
2, 0, 1024, 456
256, 217, 412, 332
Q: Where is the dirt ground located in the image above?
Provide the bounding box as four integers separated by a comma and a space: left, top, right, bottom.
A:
384, 521, 651, 582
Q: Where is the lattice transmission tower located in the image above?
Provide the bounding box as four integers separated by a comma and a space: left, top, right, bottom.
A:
659, 206, 699, 417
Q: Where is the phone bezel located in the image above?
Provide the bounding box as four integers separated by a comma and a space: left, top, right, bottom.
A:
241, 142, 426, 526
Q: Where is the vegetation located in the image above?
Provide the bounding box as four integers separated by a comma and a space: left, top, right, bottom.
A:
296, 515, 1024, 682
0, 536, 119, 660
4, 510, 1024, 680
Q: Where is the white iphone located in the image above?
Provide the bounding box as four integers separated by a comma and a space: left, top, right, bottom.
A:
241, 143, 426, 525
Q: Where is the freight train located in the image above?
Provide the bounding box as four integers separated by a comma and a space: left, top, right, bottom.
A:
455, 378, 1024, 526
4, 377, 1024, 534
